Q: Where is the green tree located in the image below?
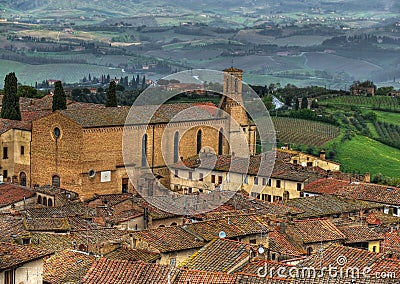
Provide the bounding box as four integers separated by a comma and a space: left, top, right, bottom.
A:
17, 85, 44, 98
105, 81, 117, 107
52, 81, 67, 111
262, 95, 274, 110
1, 72, 21, 120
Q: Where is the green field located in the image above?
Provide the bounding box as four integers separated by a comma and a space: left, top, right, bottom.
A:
320, 95, 400, 111
336, 135, 400, 178
373, 110, 400, 126
272, 117, 340, 147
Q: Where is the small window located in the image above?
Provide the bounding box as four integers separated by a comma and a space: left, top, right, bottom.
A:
20, 146, 25, 155
293, 159, 298, 164
307, 247, 313, 256
52, 175, 60, 187
268, 179, 272, 186
393, 207, 399, 216
244, 176, 248, 184
307, 162, 313, 167
199, 173, 204, 181
267, 195, 272, 202
122, 178, 129, 193
4, 269, 15, 284
3, 147, 8, 159
48, 198, 53, 207
174, 170, 179, 178
211, 175, 216, 183
249, 239, 256, 244
19, 172, 26, 186
276, 180, 281, 188
262, 178, 266, 186
37, 195, 42, 204
271, 253, 276, 261
297, 183, 302, 191
254, 176, 258, 185
262, 194, 267, 201
189, 172, 193, 180
3, 170, 7, 178
218, 176, 223, 184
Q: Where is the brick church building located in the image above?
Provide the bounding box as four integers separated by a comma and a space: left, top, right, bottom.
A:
30, 68, 257, 199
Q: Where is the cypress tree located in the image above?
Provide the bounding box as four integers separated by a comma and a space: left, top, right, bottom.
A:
1, 72, 21, 120
52, 81, 67, 111
105, 81, 117, 107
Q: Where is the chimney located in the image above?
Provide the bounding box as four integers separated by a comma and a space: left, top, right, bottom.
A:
144, 207, 149, 229
319, 150, 326, 160
364, 172, 371, 183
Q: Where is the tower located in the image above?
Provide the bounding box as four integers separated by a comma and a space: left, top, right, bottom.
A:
220, 68, 257, 156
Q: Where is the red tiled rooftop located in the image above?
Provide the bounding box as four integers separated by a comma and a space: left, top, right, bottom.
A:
286, 218, 346, 244
43, 249, 96, 284
304, 178, 400, 206
0, 242, 53, 270
338, 225, 383, 244
0, 183, 35, 208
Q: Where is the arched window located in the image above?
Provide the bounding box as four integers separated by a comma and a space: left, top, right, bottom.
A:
37, 195, 42, 205
19, 172, 26, 186
173, 131, 179, 163
218, 128, 224, 155
52, 175, 60, 187
43, 197, 47, 206
196, 130, 202, 154
48, 199, 53, 207
141, 134, 147, 167
234, 78, 238, 92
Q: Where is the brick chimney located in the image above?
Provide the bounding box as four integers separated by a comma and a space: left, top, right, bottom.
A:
319, 150, 326, 160
364, 172, 371, 183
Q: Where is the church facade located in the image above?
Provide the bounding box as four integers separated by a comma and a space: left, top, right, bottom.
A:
30, 68, 257, 199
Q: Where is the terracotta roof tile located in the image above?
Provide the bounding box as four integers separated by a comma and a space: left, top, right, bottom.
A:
105, 246, 161, 263
0, 214, 25, 242
132, 226, 206, 253
26, 202, 95, 219
0, 242, 53, 270
285, 195, 384, 219
180, 238, 258, 273
267, 229, 306, 257
82, 259, 179, 284
59, 102, 220, 128
286, 218, 346, 244
297, 244, 385, 272
43, 249, 96, 284
304, 178, 400, 205
338, 225, 384, 244
382, 230, 400, 258
174, 269, 238, 284
24, 217, 71, 232
0, 183, 35, 208
183, 214, 271, 241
